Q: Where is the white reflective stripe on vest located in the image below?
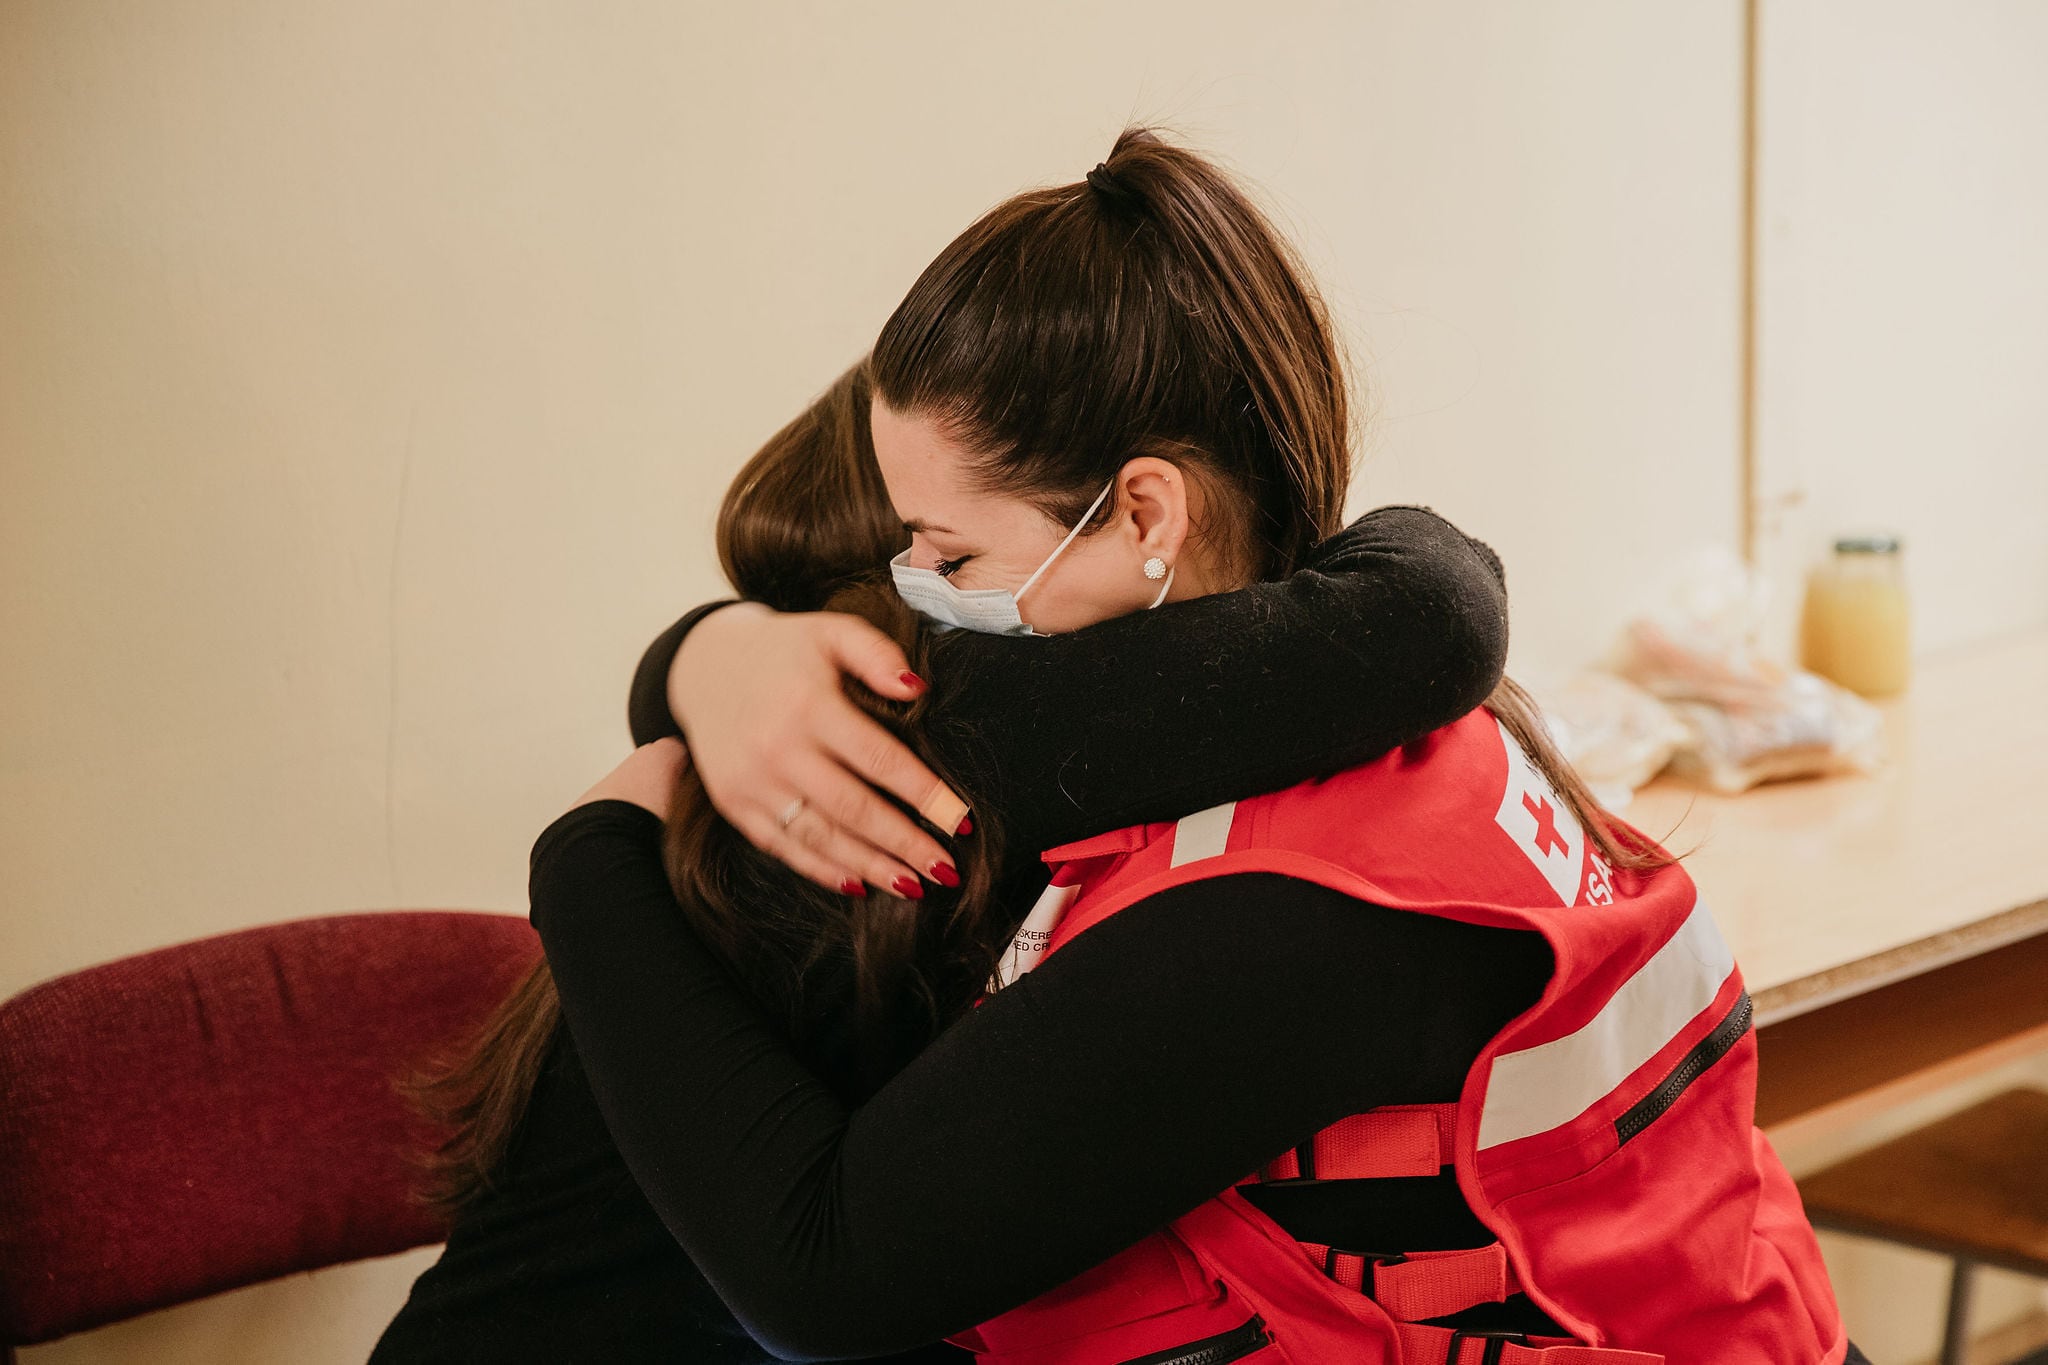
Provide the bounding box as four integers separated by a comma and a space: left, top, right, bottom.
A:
1169, 801, 1237, 867
1477, 897, 1737, 1150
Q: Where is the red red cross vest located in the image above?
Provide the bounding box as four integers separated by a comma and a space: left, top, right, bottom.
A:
947, 708, 1846, 1365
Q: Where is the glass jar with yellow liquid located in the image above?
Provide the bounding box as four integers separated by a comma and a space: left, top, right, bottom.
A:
1799, 535, 1911, 698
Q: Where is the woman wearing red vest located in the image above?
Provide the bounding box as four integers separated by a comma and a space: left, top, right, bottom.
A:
536, 129, 1865, 1364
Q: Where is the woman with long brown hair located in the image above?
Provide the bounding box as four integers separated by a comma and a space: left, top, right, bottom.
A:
513, 129, 1861, 1363
372, 177, 1522, 1359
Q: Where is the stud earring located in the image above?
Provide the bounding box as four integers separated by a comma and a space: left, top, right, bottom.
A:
1142, 556, 1168, 580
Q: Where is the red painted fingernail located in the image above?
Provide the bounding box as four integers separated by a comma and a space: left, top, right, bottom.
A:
928, 861, 960, 888
840, 878, 867, 898
899, 671, 927, 695
890, 875, 924, 900
955, 814, 974, 836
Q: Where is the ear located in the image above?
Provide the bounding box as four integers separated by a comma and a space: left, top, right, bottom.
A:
1113, 456, 1192, 566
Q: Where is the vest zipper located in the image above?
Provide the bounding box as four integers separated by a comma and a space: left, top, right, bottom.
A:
1116, 1313, 1272, 1365
1614, 990, 1754, 1146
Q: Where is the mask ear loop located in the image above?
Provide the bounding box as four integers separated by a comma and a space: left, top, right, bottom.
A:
1146, 563, 1176, 608
1012, 477, 1118, 606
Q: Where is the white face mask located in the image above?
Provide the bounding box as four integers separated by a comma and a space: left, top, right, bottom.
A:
889, 478, 1174, 637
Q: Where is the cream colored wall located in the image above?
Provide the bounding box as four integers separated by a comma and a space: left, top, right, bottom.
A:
1, 0, 1745, 996
1753, 0, 2048, 661
1, 2, 2038, 1362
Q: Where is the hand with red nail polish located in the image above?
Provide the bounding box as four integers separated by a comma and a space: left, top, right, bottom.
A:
669, 603, 971, 900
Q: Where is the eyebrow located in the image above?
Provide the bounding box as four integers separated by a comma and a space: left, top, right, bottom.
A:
902, 518, 961, 536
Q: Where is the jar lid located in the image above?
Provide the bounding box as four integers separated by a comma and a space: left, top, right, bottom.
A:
1834, 534, 1902, 555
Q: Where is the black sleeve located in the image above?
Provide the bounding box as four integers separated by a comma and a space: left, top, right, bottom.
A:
530, 800, 1550, 1360
626, 599, 744, 746
623, 508, 1509, 840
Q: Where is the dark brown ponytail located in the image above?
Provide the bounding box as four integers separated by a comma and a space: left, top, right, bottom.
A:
871, 126, 1351, 583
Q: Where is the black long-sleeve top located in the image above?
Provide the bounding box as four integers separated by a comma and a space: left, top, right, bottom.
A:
374, 505, 1544, 1362
533, 805, 1557, 1361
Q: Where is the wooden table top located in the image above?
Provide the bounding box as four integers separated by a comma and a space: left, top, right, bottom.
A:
1626, 628, 2048, 1026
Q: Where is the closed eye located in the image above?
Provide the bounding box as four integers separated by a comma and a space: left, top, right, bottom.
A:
935, 555, 973, 578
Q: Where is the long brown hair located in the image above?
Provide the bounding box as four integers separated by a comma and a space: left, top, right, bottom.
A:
659, 579, 1009, 1098
408, 131, 1671, 1213
403, 365, 1010, 1212
716, 362, 901, 611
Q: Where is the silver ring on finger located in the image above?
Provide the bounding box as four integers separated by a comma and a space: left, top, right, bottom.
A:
776, 796, 807, 831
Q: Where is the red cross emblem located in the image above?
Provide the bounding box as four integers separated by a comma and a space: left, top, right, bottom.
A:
1523, 792, 1569, 858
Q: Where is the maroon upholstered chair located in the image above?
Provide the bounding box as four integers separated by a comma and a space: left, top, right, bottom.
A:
0, 911, 539, 1357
